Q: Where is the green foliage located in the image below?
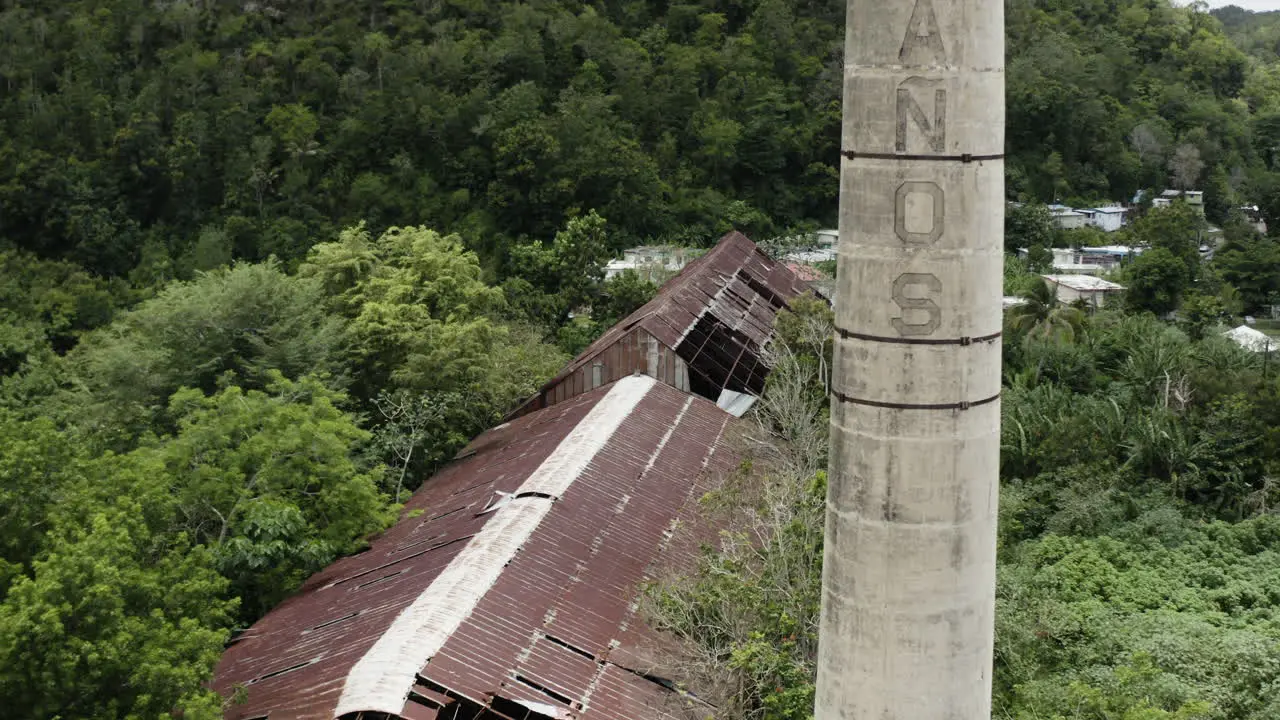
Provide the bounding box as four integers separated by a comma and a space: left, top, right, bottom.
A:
64, 260, 346, 444
1009, 279, 1088, 344
1005, 254, 1043, 297
1214, 232, 1280, 314
0, 250, 123, 375
1129, 204, 1207, 279
1007, 2, 1248, 203
303, 224, 567, 477
1126, 247, 1192, 316
149, 374, 392, 619
0, 501, 234, 720
504, 210, 613, 328
0, 412, 79, 584
0, 0, 846, 274
646, 471, 826, 720
1006, 203, 1059, 254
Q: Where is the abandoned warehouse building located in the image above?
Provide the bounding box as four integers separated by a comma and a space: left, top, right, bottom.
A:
212, 233, 813, 720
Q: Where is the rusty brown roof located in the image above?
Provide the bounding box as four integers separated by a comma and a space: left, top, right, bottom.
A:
213, 375, 736, 720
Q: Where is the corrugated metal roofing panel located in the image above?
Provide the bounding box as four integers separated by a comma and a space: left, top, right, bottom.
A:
214, 375, 737, 720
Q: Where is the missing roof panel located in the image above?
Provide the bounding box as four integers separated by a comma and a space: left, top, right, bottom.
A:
355, 570, 405, 590
306, 611, 361, 632
250, 658, 317, 684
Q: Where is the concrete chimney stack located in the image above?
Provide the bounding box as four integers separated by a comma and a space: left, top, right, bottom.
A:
815, 0, 1003, 718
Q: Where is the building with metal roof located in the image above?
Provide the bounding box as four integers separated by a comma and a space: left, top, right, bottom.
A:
510, 231, 811, 419
1041, 274, 1126, 309
213, 375, 736, 720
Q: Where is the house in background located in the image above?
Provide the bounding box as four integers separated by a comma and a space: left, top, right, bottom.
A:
1153, 189, 1205, 216
1042, 274, 1126, 308
1049, 245, 1141, 275
604, 245, 697, 281
814, 228, 838, 250
778, 228, 838, 264
1048, 204, 1089, 229
1225, 325, 1276, 353
1090, 206, 1127, 231
1241, 205, 1267, 235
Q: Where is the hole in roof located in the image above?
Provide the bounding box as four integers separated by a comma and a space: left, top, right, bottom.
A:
355, 571, 404, 590
509, 671, 576, 707
515, 491, 553, 501
250, 658, 317, 684
542, 634, 597, 662
421, 506, 467, 525
306, 611, 360, 632
407, 686, 452, 709
450, 478, 493, 496
490, 695, 556, 720
331, 535, 474, 586
512, 675, 574, 707
391, 533, 445, 554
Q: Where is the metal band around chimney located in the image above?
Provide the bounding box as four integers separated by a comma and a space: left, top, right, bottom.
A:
836, 326, 1002, 346
832, 389, 1001, 411
841, 150, 1004, 163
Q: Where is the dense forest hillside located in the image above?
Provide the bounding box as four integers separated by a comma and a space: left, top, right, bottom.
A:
0, 0, 1276, 278
2, 1, 1280, 719
0, 0, 845, 278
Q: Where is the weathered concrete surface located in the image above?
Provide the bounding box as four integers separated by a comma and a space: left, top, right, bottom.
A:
816, 0, 1003, 717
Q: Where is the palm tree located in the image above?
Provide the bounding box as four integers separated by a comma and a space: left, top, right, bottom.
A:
1008, 279, 1086, 344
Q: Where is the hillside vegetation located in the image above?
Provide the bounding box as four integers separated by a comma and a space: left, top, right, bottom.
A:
1, 1, 1280, 719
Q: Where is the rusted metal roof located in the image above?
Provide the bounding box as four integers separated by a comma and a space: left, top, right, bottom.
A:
510, 231, 811, 418
213, 375, 736, 720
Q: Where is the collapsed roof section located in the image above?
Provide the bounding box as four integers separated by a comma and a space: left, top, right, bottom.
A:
213, 375, 736, 720
510, 231, 811, 419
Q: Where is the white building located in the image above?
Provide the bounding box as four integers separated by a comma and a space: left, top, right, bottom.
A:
1089, 206, 1127, 232
1041, 274, 1125, 308
1050, 248, 1101, 275
1224, 325, 1276, 353
814, 228, 838, 249
1153, 189, 1205, 216
1048, 245, 1141, 275
604, 246, 696, 281
1048, 204, 1088, 229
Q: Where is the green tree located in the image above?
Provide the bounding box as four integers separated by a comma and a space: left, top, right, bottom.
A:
595, 269, 658, 327
1129, 204, 1206, 279
66, 261, 347, 444
0, 501, 233, 720
1006, 203, 1058, 254
504, 210, 614, 327
1214, 234, 1280, 313
1009, 279, 1088, 343
0, 412, 79, 586
149, 374, 392, 619
1126, 247, 1192, 316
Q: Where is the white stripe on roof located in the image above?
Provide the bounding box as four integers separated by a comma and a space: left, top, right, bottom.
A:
334, 374, 658, 717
